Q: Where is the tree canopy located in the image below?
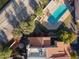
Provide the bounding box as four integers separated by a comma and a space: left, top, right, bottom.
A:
39, 0, 49, 8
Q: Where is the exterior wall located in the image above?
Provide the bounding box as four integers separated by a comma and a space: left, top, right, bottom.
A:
0, 0, 39, 41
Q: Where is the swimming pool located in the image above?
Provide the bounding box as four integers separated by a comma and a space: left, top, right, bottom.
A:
48, 4, 67, 24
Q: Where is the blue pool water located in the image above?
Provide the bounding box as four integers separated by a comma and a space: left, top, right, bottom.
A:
48, 4, 67, 24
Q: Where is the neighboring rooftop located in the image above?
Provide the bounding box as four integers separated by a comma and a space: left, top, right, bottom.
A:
27, 37, 71, 59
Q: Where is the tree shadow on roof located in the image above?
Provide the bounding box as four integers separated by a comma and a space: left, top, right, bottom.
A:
0, 29, 8, 46
29, 0, 38, 10
5, 10, 19, 28
12, 0, 29, 21
5, 0, 29, 28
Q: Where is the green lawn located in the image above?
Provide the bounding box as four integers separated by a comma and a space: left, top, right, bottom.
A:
0, 0, 8, 10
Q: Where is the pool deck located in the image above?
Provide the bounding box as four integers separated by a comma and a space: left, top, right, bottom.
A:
39, 0, 72, 30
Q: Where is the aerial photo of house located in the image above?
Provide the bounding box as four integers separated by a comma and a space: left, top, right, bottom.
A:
0, 0, 79, 59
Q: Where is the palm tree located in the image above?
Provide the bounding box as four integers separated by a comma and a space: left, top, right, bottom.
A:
34, 7, 43, 17
12, 28, 22, 48
12, 28, 22, 39
0, 47, 12, 59
59, 31, 71, 43
39, 0, 49, 8
12, 28, 22, 44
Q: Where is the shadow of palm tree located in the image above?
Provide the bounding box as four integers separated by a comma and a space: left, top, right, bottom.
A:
12, 0, 29, 21
5, 10, 19, 28
5, 0, 30, 28
29, 0, 38, 10
0, 30, 8, 46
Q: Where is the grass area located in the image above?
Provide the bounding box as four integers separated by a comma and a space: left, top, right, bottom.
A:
0, 0, 8, 10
